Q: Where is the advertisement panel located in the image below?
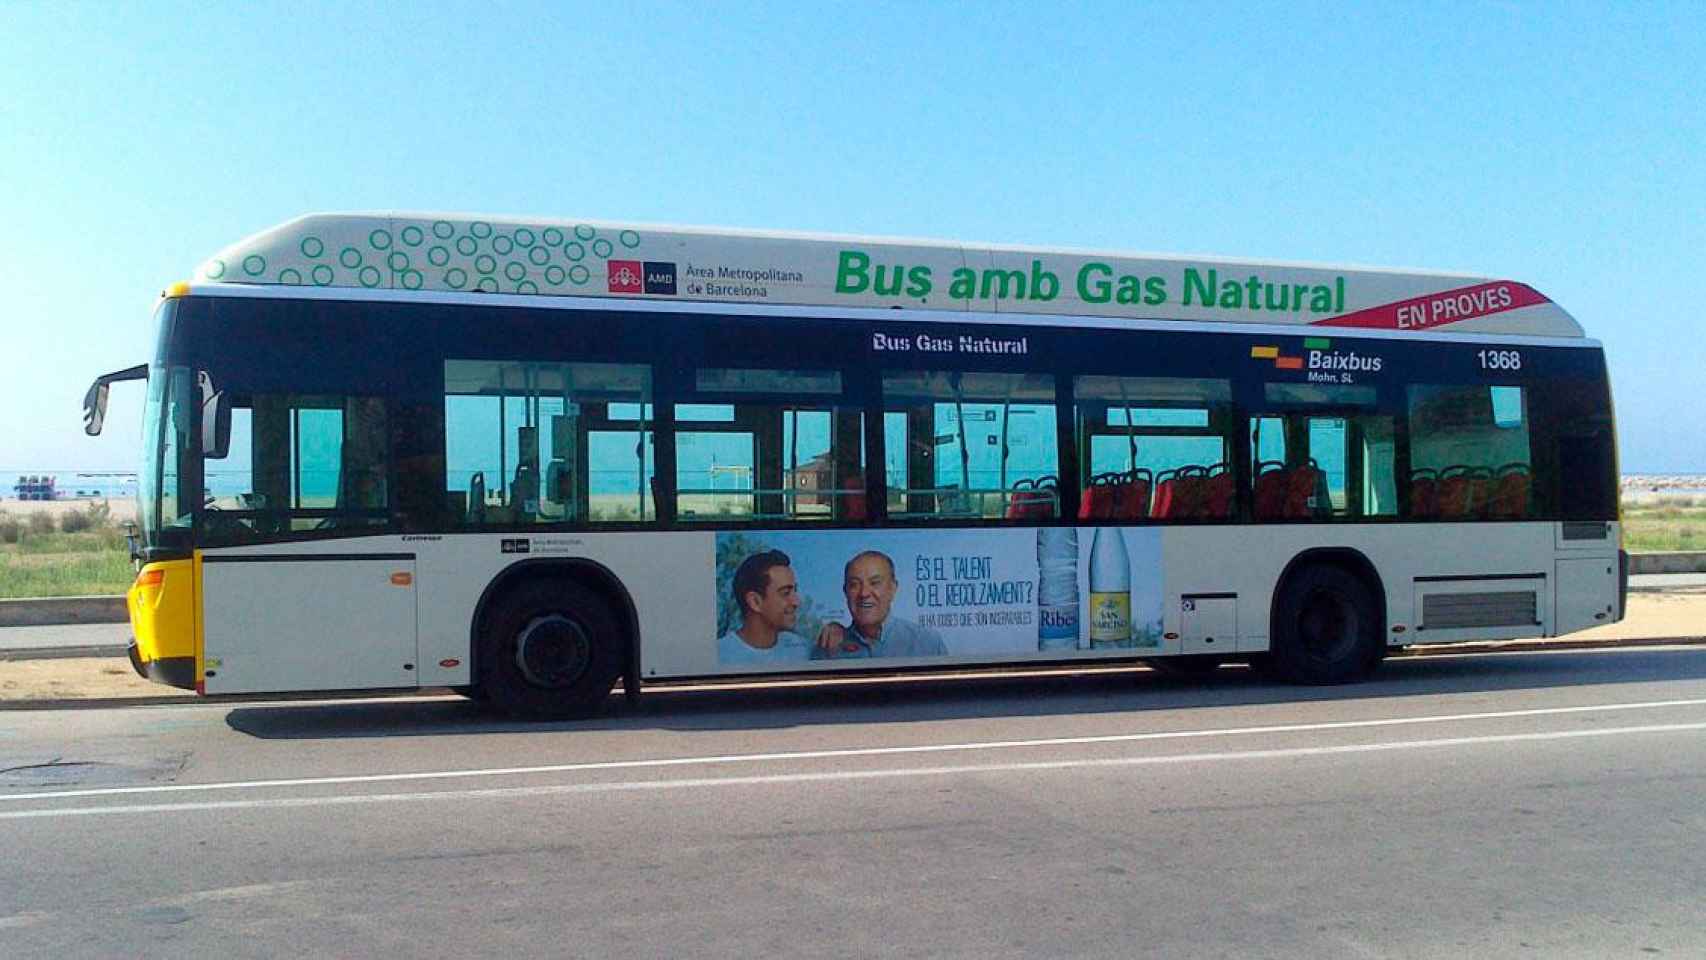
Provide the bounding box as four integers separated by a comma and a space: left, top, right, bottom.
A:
713, 527, 1162, 667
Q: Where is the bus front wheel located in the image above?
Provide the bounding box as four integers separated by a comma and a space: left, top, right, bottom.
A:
479, 579, 625, 720
1267, 564, 1384, 685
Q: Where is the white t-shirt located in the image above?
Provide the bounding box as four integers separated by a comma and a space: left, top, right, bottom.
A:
718, 629, 812, 665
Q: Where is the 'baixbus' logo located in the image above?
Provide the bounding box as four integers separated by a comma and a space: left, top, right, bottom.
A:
1252, 338, 1382, 384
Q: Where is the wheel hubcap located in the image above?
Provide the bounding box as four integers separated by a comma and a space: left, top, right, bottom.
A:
1296, 588, 1359, 662
514, 614, 592, 689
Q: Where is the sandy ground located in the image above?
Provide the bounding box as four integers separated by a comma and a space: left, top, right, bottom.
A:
0, 592, 1700, 706
0, 497, 136, 523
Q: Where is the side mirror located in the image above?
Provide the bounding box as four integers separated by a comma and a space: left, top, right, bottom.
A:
82, 364, 148, 437
83, 380, 110, 436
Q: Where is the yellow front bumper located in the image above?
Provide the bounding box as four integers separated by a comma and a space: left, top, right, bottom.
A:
126, 557, 198, 691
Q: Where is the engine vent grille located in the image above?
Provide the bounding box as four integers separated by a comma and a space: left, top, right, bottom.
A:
1562, 521, 1609, 541
1422, 591, 1538, 629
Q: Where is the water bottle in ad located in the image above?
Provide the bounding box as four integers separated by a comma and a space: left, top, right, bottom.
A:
1088, 527, 1131, 648
1036, 528, 1080, 650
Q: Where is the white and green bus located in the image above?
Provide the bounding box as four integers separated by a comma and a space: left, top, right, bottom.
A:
86, 213, 1624, 718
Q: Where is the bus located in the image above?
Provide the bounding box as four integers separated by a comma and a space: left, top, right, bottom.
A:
84, 213, 1624, 718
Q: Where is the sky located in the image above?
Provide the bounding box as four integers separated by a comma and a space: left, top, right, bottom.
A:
2, 1, 1702, 474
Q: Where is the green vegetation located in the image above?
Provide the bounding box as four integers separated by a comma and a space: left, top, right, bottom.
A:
0, 504, 136, 599
1622, 496, 1706, 553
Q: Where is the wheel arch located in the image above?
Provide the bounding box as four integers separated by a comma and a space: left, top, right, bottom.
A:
469, 558, 642, 697
1270, 546, 1388, 641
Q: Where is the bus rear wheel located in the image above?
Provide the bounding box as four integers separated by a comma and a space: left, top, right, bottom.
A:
479, 579, 625, 720
1267, 564, 1384, 685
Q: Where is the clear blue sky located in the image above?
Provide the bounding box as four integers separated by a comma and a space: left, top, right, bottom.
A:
2, 1, 1701, 473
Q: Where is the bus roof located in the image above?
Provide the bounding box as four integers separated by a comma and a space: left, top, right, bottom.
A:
194, 213, 1584, 338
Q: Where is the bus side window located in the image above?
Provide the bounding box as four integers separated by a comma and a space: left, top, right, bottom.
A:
882, 370, 1058, 521
1253, 382, 1394, 521
1407, 384, 1532, 520
1073, 376, 1232, 521
444, 360, 655, 525
674, 368, 864, 523
200, 393, 392, 544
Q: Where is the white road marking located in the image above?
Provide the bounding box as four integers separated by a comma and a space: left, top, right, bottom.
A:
3, 721, 1703, 821
3, 696, 1706, 806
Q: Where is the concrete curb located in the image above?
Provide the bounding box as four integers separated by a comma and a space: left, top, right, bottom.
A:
0, 644, 129, 662
0, 596, 127, 627
1629, 552, 1706, 575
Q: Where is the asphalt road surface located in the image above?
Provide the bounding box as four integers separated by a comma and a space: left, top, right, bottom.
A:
3, 645, 1706, 959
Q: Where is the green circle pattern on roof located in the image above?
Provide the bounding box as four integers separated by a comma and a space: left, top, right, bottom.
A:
206, 218, 643, 297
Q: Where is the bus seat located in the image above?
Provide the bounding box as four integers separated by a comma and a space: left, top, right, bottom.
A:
1201, 466, 1234, 519
1253, 462, 1288, 520
1170, 468, 1208, 519
1436, 467, 1472, 518
1486, 464, 1530, 519
1151, 471, 1178, 519
1005, 478, 1055, 520
1113, 473, 1151, 519
1285, 464, 1319, 518
1463, 469, 1492, 519
1409, 469, 1439, 519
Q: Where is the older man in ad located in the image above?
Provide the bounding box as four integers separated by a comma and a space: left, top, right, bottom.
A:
814, 549, 947, 659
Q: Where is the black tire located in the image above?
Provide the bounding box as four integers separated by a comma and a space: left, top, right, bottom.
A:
478, 578, 626, 720
1141, 655, 1225, 680
1267, 564, 1384, 685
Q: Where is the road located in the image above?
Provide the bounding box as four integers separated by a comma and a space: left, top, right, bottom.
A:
3, 645, 1706, 958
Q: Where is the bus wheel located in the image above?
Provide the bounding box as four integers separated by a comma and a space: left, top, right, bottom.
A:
479, 579, 625, 720
1141, 655, 1224, 680
1268, 564, 1383, 685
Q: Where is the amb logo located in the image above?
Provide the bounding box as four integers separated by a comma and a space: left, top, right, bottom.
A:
608, 260, 678, 295
1252, 338, 1382, 384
